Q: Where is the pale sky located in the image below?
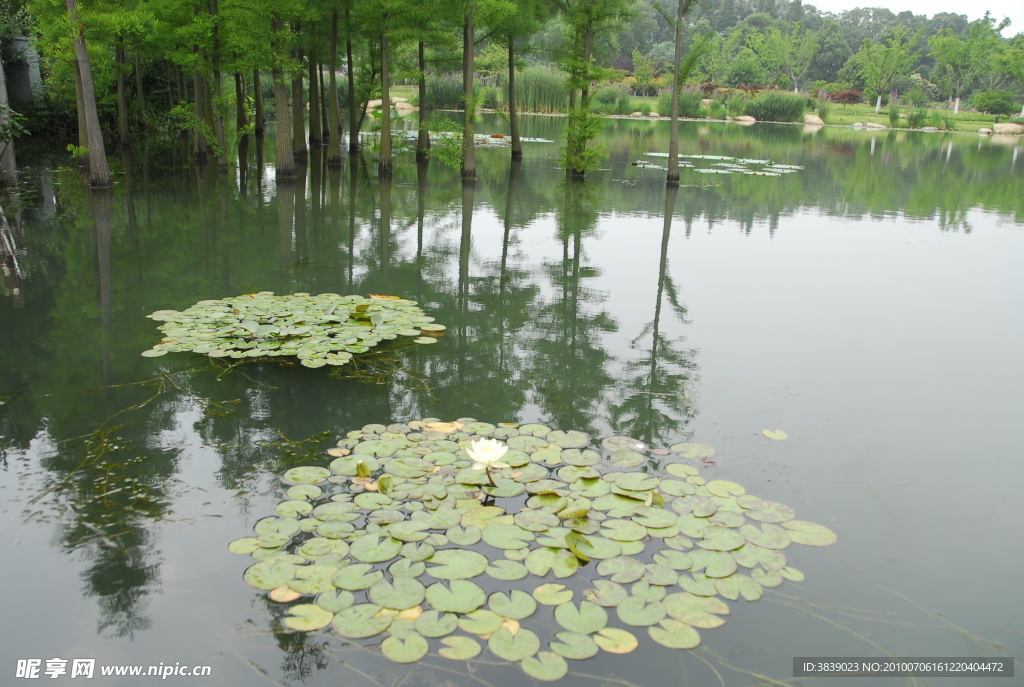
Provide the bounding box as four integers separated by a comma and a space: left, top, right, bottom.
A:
806, 0, 1023, 37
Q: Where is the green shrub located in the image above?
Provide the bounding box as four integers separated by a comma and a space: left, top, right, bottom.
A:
725, 94, 747, 116
887, 103, 900, 127
656, 89, 702, 118
927, 109, 956, 131
743, 91, 805, 122
816, 100, 831, 123
590, 85, 632, 114
906, 108, 927, 128
425, 74, 463, 110
514, 65, 568, 113
973, 90, 1018, 121
706, 101, 727, 119
478, 85, 500, 110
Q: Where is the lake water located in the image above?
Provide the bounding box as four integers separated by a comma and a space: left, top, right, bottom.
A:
2, 115, 1022, 686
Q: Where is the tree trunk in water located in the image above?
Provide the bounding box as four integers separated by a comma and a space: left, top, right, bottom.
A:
416, 40, 429, 161
274, 67, 295, 178
319, 61, 329, 139
666, 0, 685, 185
68, 0, 111, 186
379, 27, 392, 176
292, 36, 307, 161
193, 72, 208, 163
308, 48, 321, 146
461, 0, 476, 181
210, 0, 227, 168
346, 10, 358, 155
327, 10, 342, 165
508, 36, 521, 160
134, 51, 146, 133
73, 60, 89, 166
235, 73, 247, 130
0, 53, 17, 181
116, 40, 130, 148
253, 69, 265, 135
203, 77, 219, 165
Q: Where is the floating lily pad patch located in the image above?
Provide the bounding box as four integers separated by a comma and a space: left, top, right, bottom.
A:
230, 419, 836, 679
144, 292, 444, 368
645, 153, 804, 178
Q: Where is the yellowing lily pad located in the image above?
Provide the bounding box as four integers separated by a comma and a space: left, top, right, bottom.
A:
533, 583, 573, 606
594, 628, 639, 654
782, 520, 837, 546
283, 604, 334, 631
489, 626, 541, 661
381, 633, 429, 663
761, 429, 788, 440
522, 651, 568, 681
438, 636, 481, 660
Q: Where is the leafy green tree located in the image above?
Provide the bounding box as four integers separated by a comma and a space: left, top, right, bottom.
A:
746, 24, 817, 91
929, 16, 1006, 114
846, 27, 919, 112
973, 89, 1017, 122
807, 19, 851, 84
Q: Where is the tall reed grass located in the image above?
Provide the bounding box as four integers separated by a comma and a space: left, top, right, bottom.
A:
657, 89, 703, 118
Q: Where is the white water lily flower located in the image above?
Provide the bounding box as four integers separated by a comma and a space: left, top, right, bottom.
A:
467, 438, 510, 470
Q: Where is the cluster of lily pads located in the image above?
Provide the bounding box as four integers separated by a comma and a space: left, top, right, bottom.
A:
644, 153, 805, 177
143, 292, 444, 368
229, 419, 836, 681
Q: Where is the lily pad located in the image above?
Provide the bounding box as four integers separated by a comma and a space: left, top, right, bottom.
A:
525, 547, 580, 578
459, 609, 505, 635
488, 590, 537, 620
486, 560, 530, 581
488, 627, 540, 662
522, 651, 568, 681
594, 628, 639, 654
761, 429, 788, 440
331, 604, 392, 638
584, 579, 629, 607
547, 430, 590, 449
349, 533, 402, 563
616, 595, 667, 626
648, 619, 702, 649
782, 520, 837, 546
381, 633, 429, 663
282, 604, 333, 632
368, 577, 426, 610
243, 560, 296, 590
425, 580, 486, 613
550, 631, 599, 659
663, 592, 730, 628
427, 549, 489, 579
415, 610, 459, 638
481, 524, 536, 550
533, 583, 573, 606
669, 443, 715, 459
438, 636, 482, 660
554, 601, 608, 634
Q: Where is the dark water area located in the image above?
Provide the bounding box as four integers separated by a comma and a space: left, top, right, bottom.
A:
1, 115, 1021, 686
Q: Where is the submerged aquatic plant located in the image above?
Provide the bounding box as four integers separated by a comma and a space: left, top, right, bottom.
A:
143, 292, 445, 368
230, 419, 836, 680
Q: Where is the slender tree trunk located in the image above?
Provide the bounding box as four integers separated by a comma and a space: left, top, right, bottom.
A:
508, 36, 521, 160
292, 30, 307, 161
327, 9, 342, 165
416, 40, 429, 160
235, 72, 247, 130
210, 0, 227, 167
272, 18, 295, 179
346, 9, 359, 154
203, 77, 219, 163
134, 50, 146, 133
667, 0, 685, 185
193, 73, 208, 162
176, 64, 185, 104
308, 47, 321, 146
875, 95, 882, 113
253, 68, 265, 135
379, 25, 392, 176
68, 0, 110, 186
319, 60, 329, 139
461, 1, 476, 180
73, 60, 89, 166
0, 53, 17, 181
116, 39, 130, 148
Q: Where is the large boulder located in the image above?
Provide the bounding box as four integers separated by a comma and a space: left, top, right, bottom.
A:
993, 122, 1023, 135
804, 113, 824, 126
734, 115, 756, 125
864, 122, 886, 130
978, 128, 993, 135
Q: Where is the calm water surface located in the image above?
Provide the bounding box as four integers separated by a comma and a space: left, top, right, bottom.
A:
2, 116, 1022, 686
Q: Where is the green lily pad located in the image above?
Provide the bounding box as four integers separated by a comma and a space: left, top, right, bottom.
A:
550, 631, 599, 659
485, 559, 529, 581
331, 563, 384, 591
689, 548, 739, 578
243, 559, 296, 590
488, 627, 540, 661
547, 430, 590, 449
533, 583, 573, 606
399, 542, 436, 561
594, 628, 639, 654
782, 520, 838, 546
740, 523, 792, 549
608, 449, 645, 468
349, 533, 402, 563
286, 485, 323, 501
228, 537, 262, 555
438, 636, 482, 660
254, 516, 301, 537
616, 595, 667, 626
554, 601, 608, 634
316, 590, 355, 612
524, 547, 579, 578
522, 651, 568, 681
780, 566, 805, 582
514, 509, 560, 532
714, 574, 764, 601
459, 609, 505, 635
381, 632, 429, 663
697, 525, 747, 552
488, 590, 537, 620
427, 549, 489, 579
331, 604, 392, 638
601, 519, 648, 542
596, 556, 646, 583
743, 499, 797, 523
368, 577, 426, 610
388, 520, 432, 542
752, 567, 784, 587
283, 604, 334, 631
481, 523, 536, 550
602, 436, 647, 452
649, 619, 702, 649
663, 592, 730, 628
283, 466, 332, 484
414, 609, 459, 637
669, 443, 715, 459
289, 564, 341, 593
425, 580, 486, 613
583, 579, 628, 607
652, 550, 693, 570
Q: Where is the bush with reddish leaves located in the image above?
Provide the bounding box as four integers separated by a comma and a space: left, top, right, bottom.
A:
830, 89, 863, 105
